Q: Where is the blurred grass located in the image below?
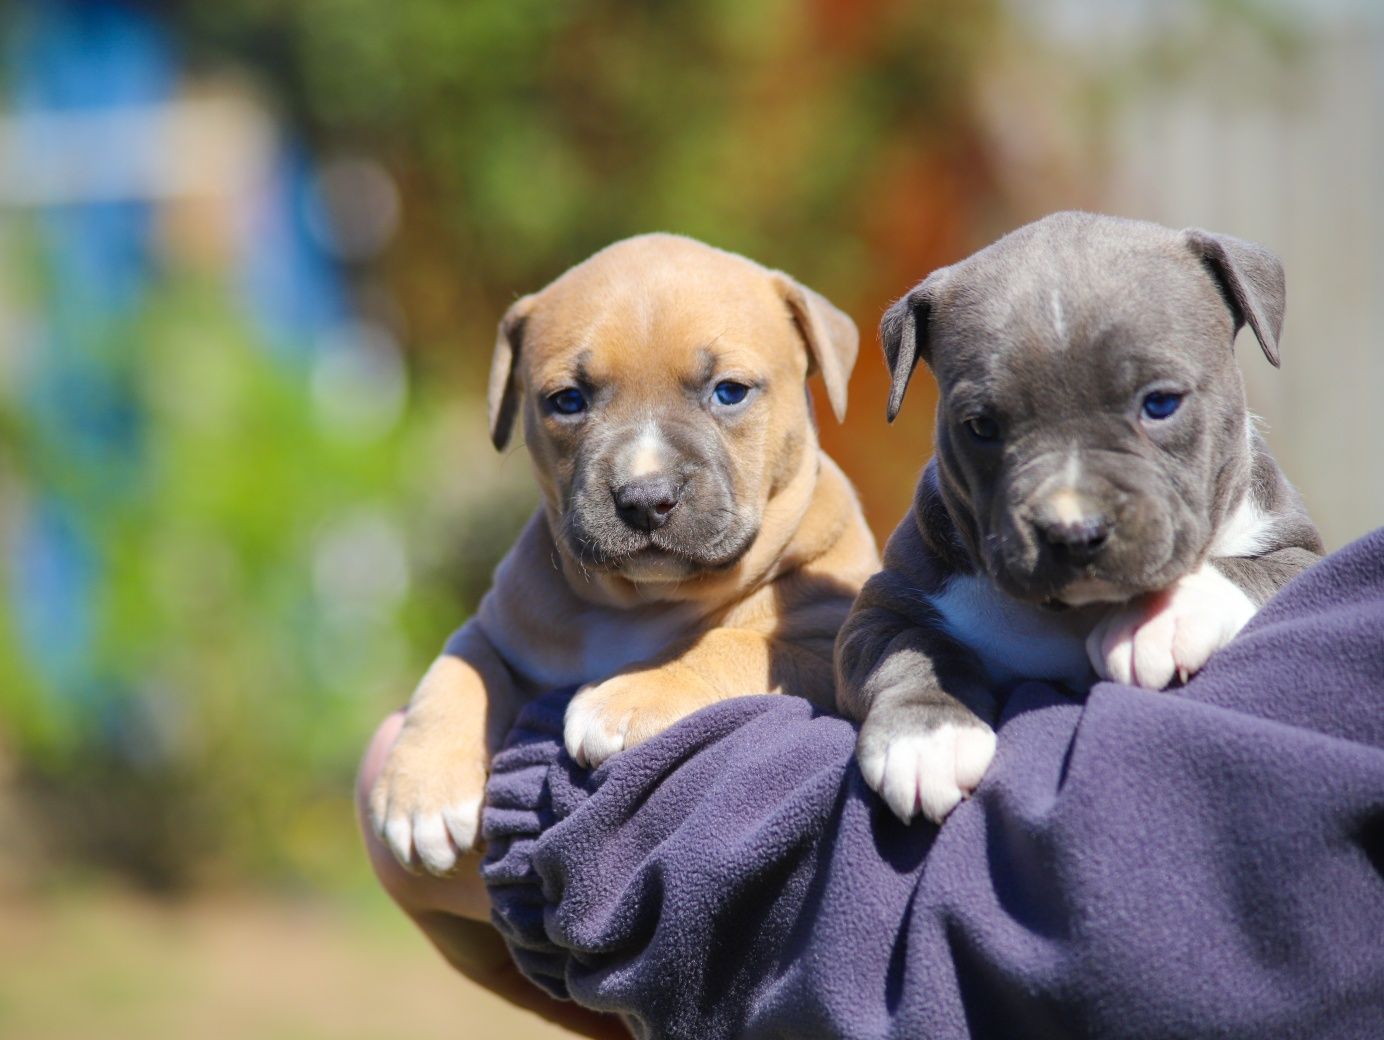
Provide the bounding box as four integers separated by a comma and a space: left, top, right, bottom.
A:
0, 879, 574, 1040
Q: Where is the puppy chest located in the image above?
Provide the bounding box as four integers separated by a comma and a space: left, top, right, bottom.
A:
576, 610, 696, 682
929, 574, 1096, 690
483, 605, 695, 692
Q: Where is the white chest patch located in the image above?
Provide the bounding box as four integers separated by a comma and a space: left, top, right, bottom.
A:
929, 573, 1096, 689
1209, 494, 1277, 559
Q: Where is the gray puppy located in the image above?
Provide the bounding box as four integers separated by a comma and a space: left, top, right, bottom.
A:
836, 212, 1323, 824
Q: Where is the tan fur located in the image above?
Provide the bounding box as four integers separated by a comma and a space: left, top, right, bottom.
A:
370, 234, 879, 873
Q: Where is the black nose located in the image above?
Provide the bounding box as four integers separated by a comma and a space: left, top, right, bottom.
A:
613, 476, 680, 531
1036, 514, 1111, 562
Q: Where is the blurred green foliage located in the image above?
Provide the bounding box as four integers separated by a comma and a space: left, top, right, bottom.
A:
173, 0, 1001, 336
0, 256, 534, 889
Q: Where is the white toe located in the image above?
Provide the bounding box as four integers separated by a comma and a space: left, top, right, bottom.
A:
1131, 612, 1177, 689
384, 813, 416, 872
858, 745, 887, 792
583, 722, 627, 767
412, 812, 457, 875
442, 801, 481, 852
953, 727, 998, 791
1103, 624, 1137, 685
879, 739, 925, 822
914, 736, 963, 824
564, 694, 628, 768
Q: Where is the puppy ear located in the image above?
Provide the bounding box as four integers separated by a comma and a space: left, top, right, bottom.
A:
487, 294, 535, 451
771, 273, 858, 423
881, 271, 943, 422
1183, 228, 1285, 368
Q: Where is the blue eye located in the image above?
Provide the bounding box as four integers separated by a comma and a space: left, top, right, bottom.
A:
1142, 391, 1183, 421
713, 381, 750, 406
548, 388, 587, 415
964, 416, 1000, 441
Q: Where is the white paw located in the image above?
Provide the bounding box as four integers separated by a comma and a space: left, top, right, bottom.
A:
379, 799, 481, 876
563, 673, 708, 769
563, 684, 629, 768
1087, 564, 1257, 690
368, 735, 486, 876
858, 721, 997, 825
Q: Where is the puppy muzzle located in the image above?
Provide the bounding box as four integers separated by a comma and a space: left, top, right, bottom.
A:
986, 469, 1183, 605
563, 469, 756, 575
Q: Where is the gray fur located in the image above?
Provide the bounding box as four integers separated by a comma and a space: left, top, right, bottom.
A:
839, 212, 1322, 763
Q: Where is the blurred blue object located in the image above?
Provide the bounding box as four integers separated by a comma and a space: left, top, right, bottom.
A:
236, 144, 351, 360
11, 0, 169, 312
6, 0, 168, 718
4, 0, 352, 740
11, 498, 96, 696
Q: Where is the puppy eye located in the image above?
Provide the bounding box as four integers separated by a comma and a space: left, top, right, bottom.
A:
548, 388, 587, 415
712, 381, 750, 407
964, 416, 1000, 442
1142, 391, 1183, 421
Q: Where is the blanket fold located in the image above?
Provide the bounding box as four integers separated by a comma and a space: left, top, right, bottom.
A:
482, 531, 1384, 1040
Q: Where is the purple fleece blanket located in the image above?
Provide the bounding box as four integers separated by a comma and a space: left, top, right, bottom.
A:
481, 531, 1384, 1040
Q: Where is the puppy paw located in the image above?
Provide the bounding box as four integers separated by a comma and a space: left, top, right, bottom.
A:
368, 721, 488, 876
1087, 565, 1257, 690
564, 671, 712, 768
856, 705, 996, 825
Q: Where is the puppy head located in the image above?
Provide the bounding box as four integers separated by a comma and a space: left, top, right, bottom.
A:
488, 233, 857, 588
882, 211, 1284, 606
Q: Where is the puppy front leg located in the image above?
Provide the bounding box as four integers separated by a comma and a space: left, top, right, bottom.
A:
369, 620, 519, 875
836, 590, 998, 825
563, 627, 829, 768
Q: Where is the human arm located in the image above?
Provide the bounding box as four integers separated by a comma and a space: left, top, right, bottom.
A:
356, 711, 628, 1039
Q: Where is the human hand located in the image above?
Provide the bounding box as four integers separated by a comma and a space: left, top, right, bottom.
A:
357, 712, 626, 1039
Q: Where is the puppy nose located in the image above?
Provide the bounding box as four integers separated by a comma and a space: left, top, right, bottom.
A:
1036, 513, 1111, 560
613, 476, 680, 531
